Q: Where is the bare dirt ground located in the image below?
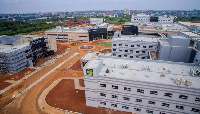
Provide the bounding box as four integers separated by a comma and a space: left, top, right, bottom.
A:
0, 39, 130, 114
0, 43, 69, 91
46, 79, 131, 114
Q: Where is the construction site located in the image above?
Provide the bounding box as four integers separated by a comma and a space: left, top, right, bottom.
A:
0, 37, 132, 114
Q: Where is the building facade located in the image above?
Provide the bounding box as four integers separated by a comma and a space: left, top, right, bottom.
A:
83, 55, 200, 114
112, 35, 159, 59
0, 35, 57, 73
131, 14, 174, 24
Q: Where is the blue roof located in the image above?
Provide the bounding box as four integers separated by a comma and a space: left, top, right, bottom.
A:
0, 36, 22, 45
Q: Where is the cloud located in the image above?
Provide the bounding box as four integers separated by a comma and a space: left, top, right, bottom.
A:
4, 0, 19, 3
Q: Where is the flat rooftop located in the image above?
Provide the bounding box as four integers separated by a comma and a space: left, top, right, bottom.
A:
81, 51, 97, 60
171, 35, 187, 39
159, 39, 170, 46
85, 56, 200, 89
181, 31, 200, 38
113, 35, 160, 43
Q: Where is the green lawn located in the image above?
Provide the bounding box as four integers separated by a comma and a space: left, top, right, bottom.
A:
97, 42, 112, 47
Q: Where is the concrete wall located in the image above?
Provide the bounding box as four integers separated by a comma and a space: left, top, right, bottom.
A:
45, 36, 57, 52
169, 47, 192, 63
84, 74, 200, 114
68, 32, 89, 42
158, 44, 171, 61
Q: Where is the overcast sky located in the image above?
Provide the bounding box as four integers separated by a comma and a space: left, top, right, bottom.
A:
0, 0, 199, 13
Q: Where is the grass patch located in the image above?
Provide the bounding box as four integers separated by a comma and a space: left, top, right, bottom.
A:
97, 42, 112, 47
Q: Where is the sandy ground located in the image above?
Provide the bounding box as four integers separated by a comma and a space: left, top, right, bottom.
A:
46, 79, 131, 114
0, 39, 128, 114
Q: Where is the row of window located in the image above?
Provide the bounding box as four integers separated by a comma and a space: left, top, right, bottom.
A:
113, 49, 147, 54
113, 44, 154, 49
99, 84, 200, 102
100, 101, 200, 113
112, 54, 147, 59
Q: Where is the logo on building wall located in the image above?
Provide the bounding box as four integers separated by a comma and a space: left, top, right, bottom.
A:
86, 69, 93, 76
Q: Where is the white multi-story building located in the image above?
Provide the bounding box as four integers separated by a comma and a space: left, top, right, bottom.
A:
83, 55, 200, 114
112, 34, 160, 59
131, 14, 174, 24
90, 18, 104, 26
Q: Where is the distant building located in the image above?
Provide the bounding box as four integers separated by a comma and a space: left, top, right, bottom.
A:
90, 18, 104, 26
129, 10, 133, 15
131, 14, 174, 24
112, 34, 160, 59
83, 55, 200, 114
124, 8, 129, 15
122, 25, 138, 35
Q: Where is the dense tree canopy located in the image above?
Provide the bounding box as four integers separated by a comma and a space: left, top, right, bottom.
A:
0, 21, 55, 35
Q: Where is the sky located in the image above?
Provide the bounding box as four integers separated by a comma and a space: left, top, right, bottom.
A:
0, 0, 200, 13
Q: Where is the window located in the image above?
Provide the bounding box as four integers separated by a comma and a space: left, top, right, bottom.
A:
113, 49, 116, 51
122, 106, 129, 110
112, 85, 118, 89
135, 99, 142, 103
118, 55, 121, 57
111, 104, 117, 107
161, 103, 170, 108
164, 93, 172, 98
130, 50, 133, 53
134, 108, 141, 112
130, 56, 133, 58
136, 51, 139, 53
142, 51, 145, 53
119, 44, 122, 46
124, 87, 131, 91
195, 97, 200, 102
113, 54, 116, 56
100, 102, 106, 105
149, 46, 153, 48
137, 89, 144, 93
148, 101, 156, 105
131, 45, 134, 47
137, 45, 140, 47
100, 93, 106, 97
119, 50, 122, 52
179, 95, 188, 100
124, 55, 127, 57
176, 105, 184, 110
112, 95, 118, 99
146, 110, 153, 114
123, 97, 130, 101
124, 50, 128, 52
160, 112, 166, 114
142, 57, 145, 59
100, 84, 106, 88
143, 46, 146, 48
191, 108, 200, 112
125, 44, 128, 47
113, 44, 116, 46
150, 91, 158, 95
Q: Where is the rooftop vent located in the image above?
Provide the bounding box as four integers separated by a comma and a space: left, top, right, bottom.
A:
106, 69, 109, 73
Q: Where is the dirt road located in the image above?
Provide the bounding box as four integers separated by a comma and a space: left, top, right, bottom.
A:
0, 40, 111, 114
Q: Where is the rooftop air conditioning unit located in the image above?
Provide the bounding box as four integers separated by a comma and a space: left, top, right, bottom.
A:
174, 78, 181, 85
186, 80, 192, 86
